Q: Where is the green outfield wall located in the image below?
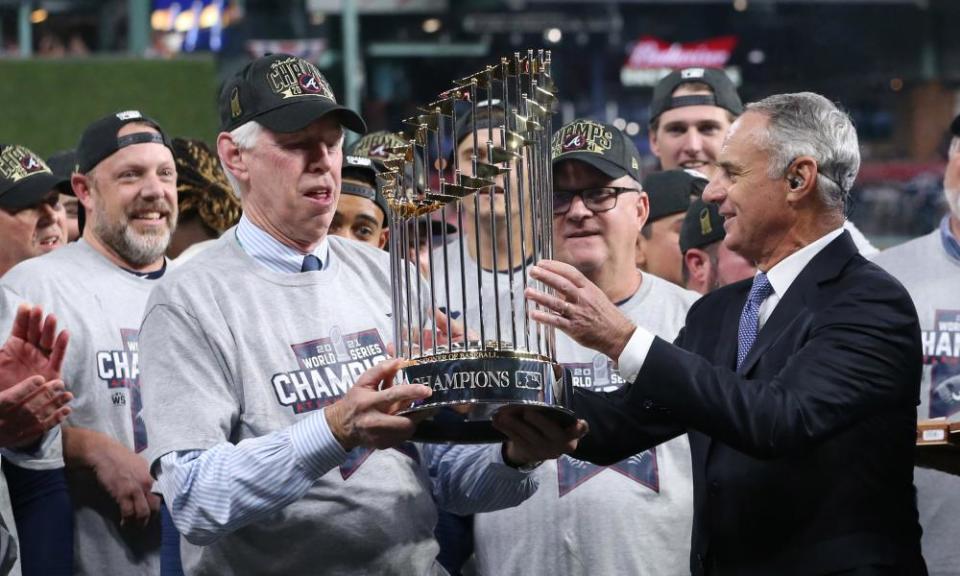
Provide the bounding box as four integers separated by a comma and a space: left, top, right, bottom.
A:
0, 57, 220, 156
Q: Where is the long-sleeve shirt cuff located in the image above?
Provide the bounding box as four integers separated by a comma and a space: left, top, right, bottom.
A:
289, 408, 348, 479
491, 443, 540, 477
426, 443, 539, 515
617, 326, 656, 383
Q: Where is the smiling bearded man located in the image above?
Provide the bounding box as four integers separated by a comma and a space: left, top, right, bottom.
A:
1, 110, 178, 575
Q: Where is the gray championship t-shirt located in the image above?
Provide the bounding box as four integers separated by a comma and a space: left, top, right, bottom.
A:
473, 273, 699, 576
429, 237, 535, 352
2, 240, 160, 576
140, 233, 462, 575
872, 229, 960, 576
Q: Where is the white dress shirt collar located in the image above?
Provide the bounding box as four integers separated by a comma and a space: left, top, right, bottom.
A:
754, 227, 845, 329
617, 227, 848, 383
235, 214, 330, 274
763, 227, 845, 300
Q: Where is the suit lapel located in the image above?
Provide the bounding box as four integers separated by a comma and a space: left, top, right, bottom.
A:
738, 231, 859, 375
737, 286, 807, 375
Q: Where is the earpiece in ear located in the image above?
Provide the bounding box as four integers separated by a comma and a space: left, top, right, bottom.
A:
788, 176, 803, 189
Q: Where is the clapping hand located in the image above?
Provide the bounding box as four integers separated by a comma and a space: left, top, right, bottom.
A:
0, 375, 72, 448
0, 304, 69, 390
0, 304, 72, 447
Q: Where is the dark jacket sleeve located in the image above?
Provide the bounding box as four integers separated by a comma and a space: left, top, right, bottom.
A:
625, 273, 922, 460
570, 327, 690, 466
571, 385, 686, 465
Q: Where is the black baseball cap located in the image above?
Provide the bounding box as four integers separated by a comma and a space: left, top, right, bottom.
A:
350, 130, 428, 194
76, 110, 174, 173
45, 149, 77, 194
644, 169, 708, 222
453, 100, 506, 148
680, 197, 725, 253
551, 119, 643, 183
0, 145, 69, 210
341, 154, 389, 224
650, 68, 743, 123
407, 215, 457, 240
349, 131, 407, 171
951, 114, 960, 137
219, 53, 366, 135
46, 148, 84, 234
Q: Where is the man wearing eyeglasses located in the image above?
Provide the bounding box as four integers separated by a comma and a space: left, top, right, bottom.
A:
469, 119, 699, 575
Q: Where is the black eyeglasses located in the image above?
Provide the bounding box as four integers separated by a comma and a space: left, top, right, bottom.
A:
553, 187, 640, 216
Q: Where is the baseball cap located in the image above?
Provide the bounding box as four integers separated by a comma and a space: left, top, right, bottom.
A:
408, 214, 457, 240
643, 169, 708, 222
46, 148, 84, 234
680, 198, 725, 253
76, 110, 173, 173
341, 154, 389, 224
349, 131, 407, 170
219, 53, 366, 135
453, 100, 506, 148
649, 68, 743, 123
551, 119, 643, 183
0, 145, 69, 210
350, 130, 428, 194
45, 149, 77, 195
951, 114, 960, 137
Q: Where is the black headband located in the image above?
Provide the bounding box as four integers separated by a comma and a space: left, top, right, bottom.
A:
341, 181, 376, 201
117, 132, 167, 149
667, 94, 718, 111
76, 115, 174, 173
340, 181, 388, 224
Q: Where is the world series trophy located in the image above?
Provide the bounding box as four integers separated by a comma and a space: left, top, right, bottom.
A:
379, 49, 576, 442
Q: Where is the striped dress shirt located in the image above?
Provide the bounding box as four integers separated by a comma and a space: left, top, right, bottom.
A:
156, 216, 534, 545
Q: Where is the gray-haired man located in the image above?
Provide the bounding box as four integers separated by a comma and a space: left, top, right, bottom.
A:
139, 53, 585, 576
529, 93, 926, 575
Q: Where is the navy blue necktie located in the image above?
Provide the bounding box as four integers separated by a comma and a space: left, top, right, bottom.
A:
737, 272, 774, 369
300, 254, 322, 272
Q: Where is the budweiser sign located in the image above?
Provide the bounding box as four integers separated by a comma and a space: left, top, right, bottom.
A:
620, 35, 740, 87
624, 35, 737, 70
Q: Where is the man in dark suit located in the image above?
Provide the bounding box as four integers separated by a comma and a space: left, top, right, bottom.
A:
526, 92, 926, 576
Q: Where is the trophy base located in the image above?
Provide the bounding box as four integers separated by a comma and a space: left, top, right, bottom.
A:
397, 349, 574, 443
401, 401, 577, 443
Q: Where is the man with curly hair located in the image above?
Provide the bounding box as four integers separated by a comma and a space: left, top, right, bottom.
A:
166, 138, 242, 262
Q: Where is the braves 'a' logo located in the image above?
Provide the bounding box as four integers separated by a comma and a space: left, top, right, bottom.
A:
20, 155, 42, 173
563, 135, 584, 151
299, 73, 322, 93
